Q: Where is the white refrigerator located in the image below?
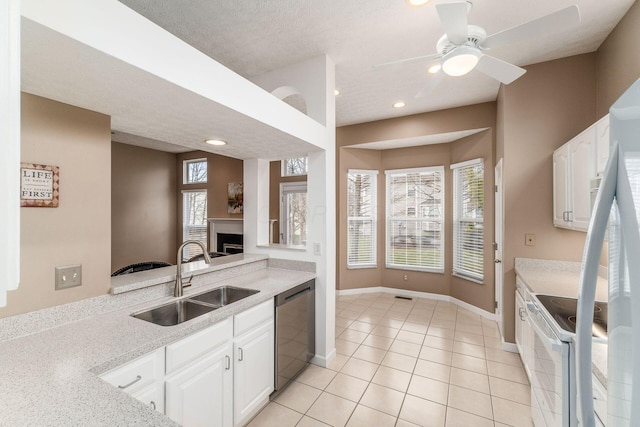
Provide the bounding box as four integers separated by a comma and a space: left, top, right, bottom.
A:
576, 78, 640, 426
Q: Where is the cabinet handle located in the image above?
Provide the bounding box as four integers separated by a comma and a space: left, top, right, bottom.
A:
118, 375, 142, 389
150, 401, 156, 410
563, 211, 568, 221
225, 355, 231, 370
238, 348, 244, 362
568, 211, 573, 222
519, 307, 526, 321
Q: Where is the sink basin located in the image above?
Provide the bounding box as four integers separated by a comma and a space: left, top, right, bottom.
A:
190, 286, 259, 307
132, 300, 217, 326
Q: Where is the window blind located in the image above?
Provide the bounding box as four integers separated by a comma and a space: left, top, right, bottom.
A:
347, 170, 377, 268
182, 190, 208, 260
385, 166, 444, 272
451, 159, 484, 282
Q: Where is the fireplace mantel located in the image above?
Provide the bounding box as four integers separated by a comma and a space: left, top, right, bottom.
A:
208, 218, 243, 252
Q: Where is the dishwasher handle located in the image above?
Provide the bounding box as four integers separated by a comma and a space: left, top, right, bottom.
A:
275, 280, 315, 306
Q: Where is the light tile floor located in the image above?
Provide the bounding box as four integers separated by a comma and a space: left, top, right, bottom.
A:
248, 293, 532, 427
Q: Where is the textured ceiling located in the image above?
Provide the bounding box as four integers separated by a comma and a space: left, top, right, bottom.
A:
120, 0, 635, 127
20, 1, 636, 157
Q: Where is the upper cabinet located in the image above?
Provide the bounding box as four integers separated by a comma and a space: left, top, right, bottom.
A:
553, 115, 609, 232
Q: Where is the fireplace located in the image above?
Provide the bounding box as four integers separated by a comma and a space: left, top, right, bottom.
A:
217, 233, 243, 254
208, 218, 243, 254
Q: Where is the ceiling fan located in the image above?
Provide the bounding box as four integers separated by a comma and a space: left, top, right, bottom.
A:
374, 1, 581, 97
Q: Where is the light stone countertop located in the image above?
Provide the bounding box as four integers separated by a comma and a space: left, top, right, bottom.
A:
0, 265, 315, 426
514, 258, 608, 302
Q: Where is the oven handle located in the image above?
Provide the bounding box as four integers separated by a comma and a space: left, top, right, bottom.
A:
528, 308, 565, 354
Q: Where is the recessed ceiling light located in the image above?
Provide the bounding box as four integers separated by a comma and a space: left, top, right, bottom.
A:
334, 89, 341, 96
205, 139, 227, 146
406, 0, 431, 7
427, 64, 441, 74
393, 101, 406, 109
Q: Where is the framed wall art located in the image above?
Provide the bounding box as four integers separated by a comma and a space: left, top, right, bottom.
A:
227, 182, 243, 214
20, 163, 59, 207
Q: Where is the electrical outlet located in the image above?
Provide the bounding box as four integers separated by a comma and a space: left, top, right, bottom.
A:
525, 233, 536, 246
55, 265, 82, 290
403, 274, 408, 281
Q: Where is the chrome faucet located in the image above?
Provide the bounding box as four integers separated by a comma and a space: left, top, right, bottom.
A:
175, 240, 212, 297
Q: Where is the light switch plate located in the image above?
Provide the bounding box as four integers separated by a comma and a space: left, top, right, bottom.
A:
55, 265, 82, 290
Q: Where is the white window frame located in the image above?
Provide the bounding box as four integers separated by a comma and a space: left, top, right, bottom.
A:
281, 157, 308, 177
182, 189, 208, 260
183, 158, 207, 184
385, 166, 444, 273
451, 158, 484, 283
280, 181, 307, 246
347, 169, 378, 269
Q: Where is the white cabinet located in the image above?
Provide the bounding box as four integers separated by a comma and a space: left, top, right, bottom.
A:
232, 300, 275, 427
595, 114, 610, 175
165, 344, 233, 427
100, 298, 275, 427
553, 127, 596, 231
165, 318, 234, 427
100, 348, 165, 413
515, 284, 533, 380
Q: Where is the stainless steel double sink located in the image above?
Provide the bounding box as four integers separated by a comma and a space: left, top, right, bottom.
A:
132, 286, 259, 326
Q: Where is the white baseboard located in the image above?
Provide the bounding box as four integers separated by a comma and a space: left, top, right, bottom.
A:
502, 341, 518, 353
311, 347, 335, 368
336, 286, 496, 320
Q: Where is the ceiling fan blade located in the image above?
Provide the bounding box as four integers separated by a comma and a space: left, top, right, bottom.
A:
435, 1, 469, 45
483, 5, 580, 50
372, 53, 441, 70
475, 55, 526, 84
415, 72, 445, 98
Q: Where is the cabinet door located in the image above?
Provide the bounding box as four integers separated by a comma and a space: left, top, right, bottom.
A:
165, 343, 233, 427
515, 290, 526, 360
131, 381, 165, 414
595, 114, 610, 175
569, 128, 595, 230
553, 144, 570, 227
234, 320, 274, 427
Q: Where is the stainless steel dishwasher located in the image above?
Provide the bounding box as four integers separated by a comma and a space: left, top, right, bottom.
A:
273, 280, 315, 393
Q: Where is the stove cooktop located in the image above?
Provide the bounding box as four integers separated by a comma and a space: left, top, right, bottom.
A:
535, 294, 608, 339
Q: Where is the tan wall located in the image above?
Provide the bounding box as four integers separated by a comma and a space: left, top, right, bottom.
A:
499, 53, 597, 342
111, 142, 177, 272
337, 103, 496, 312
269, 161, 308, 244
1, 93, 111, 318
176, 151, 244, 250
596, 1, 640, 117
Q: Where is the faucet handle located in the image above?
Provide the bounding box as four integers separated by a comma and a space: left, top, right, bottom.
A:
183, 274, 194, 289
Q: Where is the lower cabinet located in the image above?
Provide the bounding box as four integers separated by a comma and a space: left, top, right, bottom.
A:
165, 344, 233, 427
100, 298, 275, 427
233, 320, 274, 426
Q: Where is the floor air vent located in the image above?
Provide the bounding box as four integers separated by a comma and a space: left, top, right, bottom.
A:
394, 296, 413, 301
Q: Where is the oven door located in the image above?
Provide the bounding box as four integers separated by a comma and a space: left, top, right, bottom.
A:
528, 303, 571, 427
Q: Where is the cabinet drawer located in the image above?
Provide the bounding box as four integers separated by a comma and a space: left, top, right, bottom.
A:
166, 318, 232, 374
101, 348, 164, 394
234, 299, 274, 337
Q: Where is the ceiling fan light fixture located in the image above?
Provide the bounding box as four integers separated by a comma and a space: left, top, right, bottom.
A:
441, 46, 480, 77
406, 0, 431, 7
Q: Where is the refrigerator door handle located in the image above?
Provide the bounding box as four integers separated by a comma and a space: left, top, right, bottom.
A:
576, 141, 618, 427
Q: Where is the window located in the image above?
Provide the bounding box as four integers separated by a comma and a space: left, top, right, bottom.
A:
282, 157, 308, 176
184, 159, 207, 184
280, 182, 307, 245
386, 166, 444, 272
347, 170, 377, 268
452, 158, 484, 282
182, 190, 207, 260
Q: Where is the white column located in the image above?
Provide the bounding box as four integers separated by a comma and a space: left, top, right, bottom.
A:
0, 0, 21, 306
